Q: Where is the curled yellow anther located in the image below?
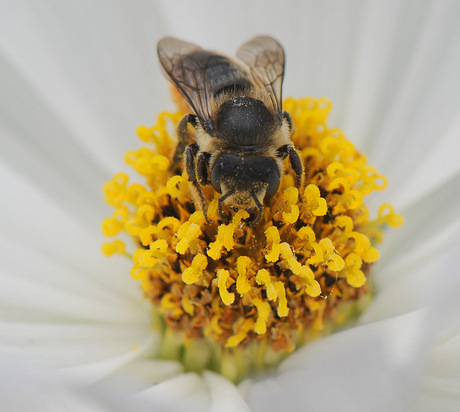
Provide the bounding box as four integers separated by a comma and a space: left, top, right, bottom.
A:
299, 266, 321, 297
347, 232, 379, 263
280, 242, 302, 274
102, 240, 126, 256
297, 226, 316, 242
176, 212, 205, 254
253, 298, 270, 335
226, 318, 254, 348
303, 184, 327, 216
342, 189, 363, 210
265, 226, 281, 262
208, 212, 248, 260
236, 256, 252, 296
282, 187, 300, 224
280, 242, 321, 296
103, 173, 129, 207
102, 216, 124, 237
130, 265, 148, 281
306, 242, 324, 265
255, 269, 277, 301
126, 184, 146, 205
327, 177, 350, 192
274, 281, 289, 317
217, 269, 235, 306
189, 211, 207, 226
208, 297, 224, 335
326, 162, 344, 178
136, 204, 155, 222
318, 238, 345, 271
136, 125, 154, 142
340, 253, 366, 287
166, 175, 187, 198
379, 203, 404, 227
158, 216, 181, 232
182, 254, 208, 285
182, 296, 195, 315
137, 239, 168, 267
139, 226, 159, 247
160, 293, 176, 309
232, 209, 250, 225
207, 198, 219, 221
334, 215, 354, 233
176, 223, 202, 254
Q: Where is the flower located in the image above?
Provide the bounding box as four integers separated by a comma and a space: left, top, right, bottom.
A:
102, 96, 403, 383
1, 1, 460, 411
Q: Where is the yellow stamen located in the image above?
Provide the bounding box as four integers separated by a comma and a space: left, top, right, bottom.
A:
236, 256, 252, 296
265, 226, 281, 262
137, 239, 168, 267
255, 269, 277, 301
281, 187, 300, 224
303, 184, 327, 216
274, 281, 289, 317
317, 238, 345, 271
217, 269, 235, 306
182, 254, 208, 285
253, 298, 270, 335
226, 318, 254, 348
102, 240, 126, 256
341, 253, 366, 287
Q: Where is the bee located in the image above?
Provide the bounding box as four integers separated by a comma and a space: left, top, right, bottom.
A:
157, 36, 303, 227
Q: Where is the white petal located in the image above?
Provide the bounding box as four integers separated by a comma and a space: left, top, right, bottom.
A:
0, 160, 149, 318
203, 371, 251, 412
98, 358, 184, 392
413, 333, 460, 411
0, 1, 169, 174
135, 373, 210, 412
242, 310, 431, 412
362, 212, 460, 322
0, 322, 157, 379
0, 360, 110, 412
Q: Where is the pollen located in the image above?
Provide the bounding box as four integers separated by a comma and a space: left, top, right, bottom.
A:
103, 97, 402, 382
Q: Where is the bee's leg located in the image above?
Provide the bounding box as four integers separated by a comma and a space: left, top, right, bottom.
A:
248, 191, 264, 228
277, 144, 304, 189
217, 189, 235, 224
185, 143, 209, 222
196, 152, 211, 186
171, 114, 199, 171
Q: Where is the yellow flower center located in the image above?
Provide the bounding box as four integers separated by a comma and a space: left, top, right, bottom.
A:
102, 97, 402, 382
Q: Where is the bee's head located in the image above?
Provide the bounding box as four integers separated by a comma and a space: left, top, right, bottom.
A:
211, 153, 280, 226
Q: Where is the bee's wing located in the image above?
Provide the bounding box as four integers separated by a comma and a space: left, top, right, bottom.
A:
237, 36, 285, 116
157, 37, 215, 131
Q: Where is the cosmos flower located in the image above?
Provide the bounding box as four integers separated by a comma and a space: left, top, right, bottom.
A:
1, 1, 460, 411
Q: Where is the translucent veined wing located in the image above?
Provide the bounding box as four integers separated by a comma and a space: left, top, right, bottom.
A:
158, 37, 252, 135
157, 37, 215, 131
237, 36, 285, 116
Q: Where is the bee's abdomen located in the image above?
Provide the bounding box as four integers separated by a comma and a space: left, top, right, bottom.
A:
204, 54, 252, 96
186, 51, 252, 97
